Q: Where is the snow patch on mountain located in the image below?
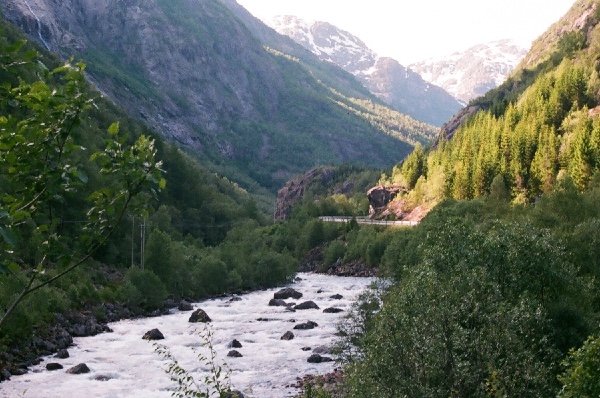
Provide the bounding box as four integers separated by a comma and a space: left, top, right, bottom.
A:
270, 15, 461, 127
409, 39, 528, 104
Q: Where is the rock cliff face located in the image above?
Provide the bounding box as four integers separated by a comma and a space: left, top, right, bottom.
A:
270, 16, 462, 126
0, 0, 423, 191
274, 168, 335, 220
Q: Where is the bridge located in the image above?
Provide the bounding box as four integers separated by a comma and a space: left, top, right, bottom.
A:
318, 216, 418, 227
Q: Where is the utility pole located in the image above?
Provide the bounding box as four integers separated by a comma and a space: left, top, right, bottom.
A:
140, 217, 146, 269
131, 215, 135, 268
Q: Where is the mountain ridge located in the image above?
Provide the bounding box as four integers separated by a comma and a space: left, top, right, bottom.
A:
0, 0, 437, 192
270, 15, 462, 127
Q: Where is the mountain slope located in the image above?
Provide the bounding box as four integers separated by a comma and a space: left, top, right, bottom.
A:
409, 40, 528, 104
270, 15, 462, 127
0, 0, 437, 192
381, 0, 600, 218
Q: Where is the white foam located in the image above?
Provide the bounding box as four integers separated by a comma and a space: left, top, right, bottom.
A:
1, 273, 374, 398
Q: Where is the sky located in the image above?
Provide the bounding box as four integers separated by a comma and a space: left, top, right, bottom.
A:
236, 0, 577, 65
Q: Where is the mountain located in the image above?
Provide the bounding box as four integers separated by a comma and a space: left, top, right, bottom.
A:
270, 15, 462, 127
381, 0, 600, 217
409, 40, 528, 104
0, 0, 437, 193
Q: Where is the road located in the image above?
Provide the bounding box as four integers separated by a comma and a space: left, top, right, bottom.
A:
318, 216, 418, 227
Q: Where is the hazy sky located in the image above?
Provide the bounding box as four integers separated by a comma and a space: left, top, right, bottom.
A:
236, 0, 576, 65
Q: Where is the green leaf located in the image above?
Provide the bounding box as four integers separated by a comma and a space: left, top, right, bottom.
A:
0, 226, 17, 247
76, 169, 89, 183
108, 122, 120, 136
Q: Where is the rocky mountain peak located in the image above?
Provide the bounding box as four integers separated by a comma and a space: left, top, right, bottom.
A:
409, 39, 528, 104
271, 15, 461, 127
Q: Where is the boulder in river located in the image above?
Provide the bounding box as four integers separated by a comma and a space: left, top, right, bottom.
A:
188, 309, 211, 323
227, 350, 243, 358
224, 391, 245, 398
178, 300, 193, 311
46, 363, 63, 371
274, 288, 303, 300
323, 307, 344, 313
330, 294, 343, 300
268, 298, 287, 307
307, 354, 333, 363
294, 301, 320, 310
142, 328, 165, 340
281, 331, 295, 340
66, 363, 90, 374
294, 321, 318, 330
55, 349, 69, 359
228, 339, 243, 348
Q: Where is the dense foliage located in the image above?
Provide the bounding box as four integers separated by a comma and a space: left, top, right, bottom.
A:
324, 180, 600, 397
383, 5, 600, 210
0, 23, 303, 346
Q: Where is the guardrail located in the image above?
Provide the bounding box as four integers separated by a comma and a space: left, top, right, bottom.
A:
318, 216, 418, 227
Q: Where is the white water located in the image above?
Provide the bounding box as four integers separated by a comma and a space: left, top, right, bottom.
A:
22, 0, 51, 51
1, 273, 374, 398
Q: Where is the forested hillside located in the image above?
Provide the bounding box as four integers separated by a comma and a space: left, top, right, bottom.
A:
0, 0, 437, 194
382, 0, 600, 213
0, 18, 325, 363
291, 1, 600, 396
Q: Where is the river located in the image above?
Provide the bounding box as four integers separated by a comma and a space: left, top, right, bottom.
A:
0, 273, 374, 398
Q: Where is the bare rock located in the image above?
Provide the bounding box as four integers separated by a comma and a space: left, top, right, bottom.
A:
323, 307, 343, 314
274, 288, 303, 300
142, 328, 165, 340
294, 321, 318, 330
46, 363, 63, 371
55, 349, 70, 359
178, 300, 193, 311
227, 350, 243, 358
189, 309, 211, 323
281, 331, 295, 340
294, 301, 320, 310
269, 298, 287, 307
307, 354, 333, 363
66, 363, 90, 374
228, 339, 243, 348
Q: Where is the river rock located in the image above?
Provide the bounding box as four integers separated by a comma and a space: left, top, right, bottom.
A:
228, 296, 242, 302
66, 363, 90, 374
294, 301, 320, 310
227, 350, 243, 358
281, 331, 294, 341
178, 300, 193, 311
323, 307, 343, 313
330, 294, 343, 300
224, 390, 245, 398
307, 354, 333, 363
274, 288, 303, 300
46, 363, 63, 371
313, 346, 330, 354
188, 309, 211, 323
228, 339, 243, 348
294, 321, 318, 330
55, 349, 69, 359
268, 298, 287, 307
142, 328, 165, 340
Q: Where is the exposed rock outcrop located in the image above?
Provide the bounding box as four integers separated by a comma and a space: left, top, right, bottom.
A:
274, 168, 335, 220
367, 185, 406, 216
